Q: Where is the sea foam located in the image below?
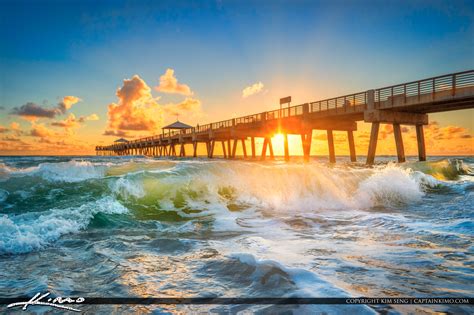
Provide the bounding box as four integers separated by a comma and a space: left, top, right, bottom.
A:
0, 197, 128, 255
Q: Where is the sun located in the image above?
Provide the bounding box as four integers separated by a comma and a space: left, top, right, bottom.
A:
273, 133, 285, 142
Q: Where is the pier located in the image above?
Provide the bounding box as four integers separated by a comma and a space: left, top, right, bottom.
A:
96, 70, 474, 164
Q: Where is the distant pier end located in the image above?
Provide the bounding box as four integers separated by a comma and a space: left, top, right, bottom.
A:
96, 70, 474, 164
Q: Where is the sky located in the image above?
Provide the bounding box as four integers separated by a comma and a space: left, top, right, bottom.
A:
0, 0, 473, 156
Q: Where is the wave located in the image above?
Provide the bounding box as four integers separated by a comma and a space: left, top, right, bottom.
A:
0, 160, 106, 183
109, 161, 442, 214
405, 158, 473, 180
203, 253, 376, 314
0, 197, 128, 255
0, 158, 468, 254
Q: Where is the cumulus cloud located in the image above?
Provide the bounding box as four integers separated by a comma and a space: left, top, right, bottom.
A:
155, 68, 193, 95
51, 114, 81, 129
51, 113, 99, 132
83, 113, 99, 121
58, 96, 81, 113
425, 121, 472, 140
11, 96, 81, 120
103, 130, 131, 137
107, 75, 162, 132
30, 123, 55, 138
242, 82, 264, 98
163, 97, 202, 116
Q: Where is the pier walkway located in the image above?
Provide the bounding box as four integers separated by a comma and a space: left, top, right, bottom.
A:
96, 70, 474, 164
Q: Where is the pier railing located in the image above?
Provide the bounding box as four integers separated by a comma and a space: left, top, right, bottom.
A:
375, 70, 474, 107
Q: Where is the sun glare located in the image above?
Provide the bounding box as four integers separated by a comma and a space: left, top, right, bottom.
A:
273, 133, 285, 142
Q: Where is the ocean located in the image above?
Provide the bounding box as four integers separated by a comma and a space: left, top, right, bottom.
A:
0, 155, 472, 314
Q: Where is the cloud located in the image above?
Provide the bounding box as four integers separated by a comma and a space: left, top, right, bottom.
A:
103, 130, 131, 137
242, 82, 264, 98
83, 113, 99, 121
107, 75, 162, 132
163, 97, 202, 116
1, 136, 26, 143
10, 122, 20, 131
30, 123, 55, 138
0, 106, 5, 110
11, 96, 81, 120
155, 68, 193, 95
424, 121, 472, 140
0, 125, 9, 133
51, 114, 81, 129
58, 96, 81, 113
11, 102, 58, 119
51, 113, 99, 133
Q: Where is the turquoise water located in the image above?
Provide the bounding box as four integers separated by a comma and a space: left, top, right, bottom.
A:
0, 156, 472, 314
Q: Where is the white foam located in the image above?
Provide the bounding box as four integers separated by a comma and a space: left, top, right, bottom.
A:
0, 197, 128, 255
2, 160, 106, 183
110, 177, 145, 199
354, 164, 424, 208
34, 160, 106, 182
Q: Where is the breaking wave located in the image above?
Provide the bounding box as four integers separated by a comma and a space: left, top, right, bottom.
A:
0, 197, 128, 254
0, 157, 471, 255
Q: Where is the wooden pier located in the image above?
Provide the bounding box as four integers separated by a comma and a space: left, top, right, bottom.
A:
96, 70, 474, 164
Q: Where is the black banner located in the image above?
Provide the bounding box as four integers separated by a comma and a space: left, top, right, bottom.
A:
1, 297, 473, 305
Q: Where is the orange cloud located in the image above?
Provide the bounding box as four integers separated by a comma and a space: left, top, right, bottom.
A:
51, 113, 81, 129
424, 121, 472, 140
103, 130, 131, 137
30, 123, 55, 138
10, 122, 20, 131
163, 97, 202, 116
107, 75, 162, 132
242, 82, 264, 98
155, 68, 193, 95
51, 113, 99, 131
58, 96, 81, 113
0, 125, 8, 133
83, 113, 99, 121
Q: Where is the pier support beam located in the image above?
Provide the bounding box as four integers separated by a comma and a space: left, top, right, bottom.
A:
221, 141, 227, 158
261, 137, 269, 160
227, 140, 231, 158
179, 143, 186, 157
251, 137, 256, 158
193, 142, 198, 157
416, 124, 426, 161
366, 122, 380, 165
232, 139, 238, 158
172, 144, 177, 156
208, 140, 215, 158
283, 134, 289, 161
347, 130, 356, 162
241, 139, 247, 158
268, 138, 274, 160
327, 130, 336, 163
301, 132, 312, 162
393, 123, 406, 163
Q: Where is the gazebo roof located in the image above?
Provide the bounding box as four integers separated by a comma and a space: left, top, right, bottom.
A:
114, 138, 129, 143
162, 120, 193, 130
